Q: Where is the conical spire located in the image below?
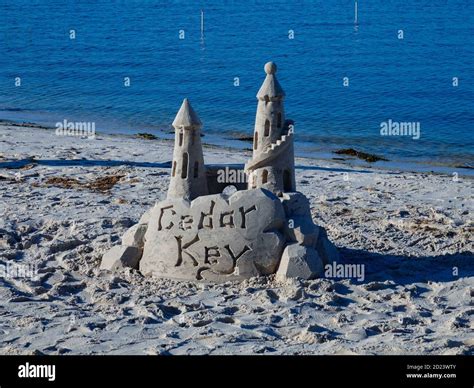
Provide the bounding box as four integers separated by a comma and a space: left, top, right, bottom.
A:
172, 98, 202, 129
256, 62, 285, 100
168, 98, 208, 200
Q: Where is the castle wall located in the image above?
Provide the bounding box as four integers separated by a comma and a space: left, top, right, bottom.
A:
206, 164, 248, 194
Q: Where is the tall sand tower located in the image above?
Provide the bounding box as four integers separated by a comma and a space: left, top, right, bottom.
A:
245, 62, 296, 195
167, 98, 209, 200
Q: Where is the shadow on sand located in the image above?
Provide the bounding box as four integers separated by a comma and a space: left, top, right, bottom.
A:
335, 247, 474, 287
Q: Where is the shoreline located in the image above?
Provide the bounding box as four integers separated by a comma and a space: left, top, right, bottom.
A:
1, 119, 473, 178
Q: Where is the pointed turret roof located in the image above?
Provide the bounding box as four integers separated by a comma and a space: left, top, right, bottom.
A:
256, 62, 285, 100
172, 98, 202, 129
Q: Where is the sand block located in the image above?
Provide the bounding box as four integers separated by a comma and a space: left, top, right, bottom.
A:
280, 192, 320, 247
140, 188, 285, 282
284, 215, 320, 247
229, 188, 285, 239
138, 207, 153, 225
280, 192, 312, 217
121, 223, 148, 249
276, 243, 323, 280
100, 245, 142, 271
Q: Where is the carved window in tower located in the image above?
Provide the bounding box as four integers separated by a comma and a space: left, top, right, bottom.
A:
264, 95, 270, 104
192, 130, 196, 145
179, 130, 184, 146
194, 161, 199, 178
262, 169, 268, 184
283, 169, 292, 192
181, 152, 189, 179
253, 131, 258, 150
277, 113, 282, 129
172, 161, 177, 177
264, 120, 270, 137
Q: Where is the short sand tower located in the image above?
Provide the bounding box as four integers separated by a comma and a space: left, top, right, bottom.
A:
168, 98, 209, 200
245, 62, 296, 196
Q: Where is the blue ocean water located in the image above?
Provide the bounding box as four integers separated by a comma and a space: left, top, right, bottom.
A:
0, 0, 473, 167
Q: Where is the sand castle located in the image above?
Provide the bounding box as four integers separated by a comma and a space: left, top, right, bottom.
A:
101, 62, 339, 282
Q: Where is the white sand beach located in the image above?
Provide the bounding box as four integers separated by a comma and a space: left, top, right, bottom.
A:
0, 123, 472, 355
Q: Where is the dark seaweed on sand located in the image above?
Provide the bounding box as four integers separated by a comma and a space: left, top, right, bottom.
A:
334, 148, 388, 163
